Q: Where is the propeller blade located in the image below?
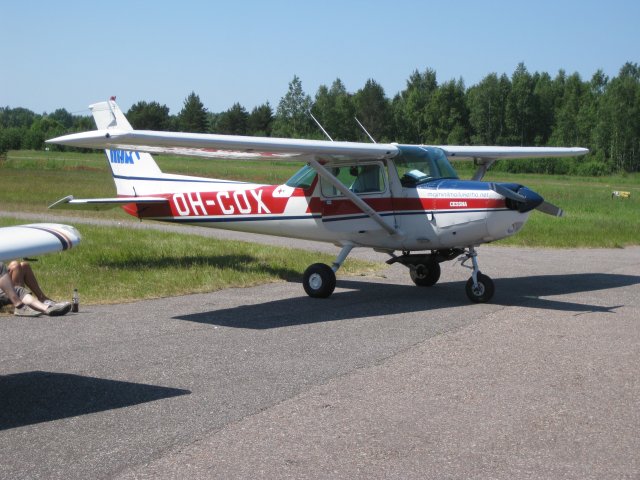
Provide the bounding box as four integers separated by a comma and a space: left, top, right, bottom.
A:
536, 201, 564, 217
489, 183, 527, 202
491, 182, 562, 216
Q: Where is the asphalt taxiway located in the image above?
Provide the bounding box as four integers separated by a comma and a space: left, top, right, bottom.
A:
1, 233, 638, 479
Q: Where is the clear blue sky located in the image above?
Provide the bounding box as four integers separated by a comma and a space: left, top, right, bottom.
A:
2, 0, 638, 116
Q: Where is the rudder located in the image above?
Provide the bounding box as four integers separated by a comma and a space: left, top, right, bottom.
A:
90, 99, 163, 196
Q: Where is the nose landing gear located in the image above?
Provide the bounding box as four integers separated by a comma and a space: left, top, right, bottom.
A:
460, 247, 495, 303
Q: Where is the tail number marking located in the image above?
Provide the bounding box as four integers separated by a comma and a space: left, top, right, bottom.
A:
173, 190, 271, 217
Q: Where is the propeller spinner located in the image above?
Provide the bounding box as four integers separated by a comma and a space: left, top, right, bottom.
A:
490, 183, 564, 217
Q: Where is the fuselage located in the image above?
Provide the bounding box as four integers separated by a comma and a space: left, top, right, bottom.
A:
120, 146, 532, 252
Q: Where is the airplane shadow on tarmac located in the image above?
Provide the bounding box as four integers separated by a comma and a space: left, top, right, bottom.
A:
0, 371, 190, 431
175, 272, 638, 330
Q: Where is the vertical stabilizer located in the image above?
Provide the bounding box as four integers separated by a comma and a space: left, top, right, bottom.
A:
90, 99, 164, 196
90, 98, 133, 130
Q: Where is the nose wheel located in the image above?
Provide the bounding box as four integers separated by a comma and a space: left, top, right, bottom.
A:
465, 272, 494, 303
460, 247, 495, 303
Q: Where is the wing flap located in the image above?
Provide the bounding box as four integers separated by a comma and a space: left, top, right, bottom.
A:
49, 195, 169, 211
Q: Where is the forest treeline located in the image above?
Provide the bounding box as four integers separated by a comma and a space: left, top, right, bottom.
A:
1, 62, 639, 175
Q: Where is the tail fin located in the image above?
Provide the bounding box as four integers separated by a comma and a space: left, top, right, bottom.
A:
90, 99, 163, 196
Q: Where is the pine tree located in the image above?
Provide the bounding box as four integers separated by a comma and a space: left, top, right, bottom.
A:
248, 103, 274, 136
177, 92, 209, 133
127, 101, 171, 130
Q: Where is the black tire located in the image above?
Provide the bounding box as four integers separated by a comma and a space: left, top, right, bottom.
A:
303, 263, 336, 298
409, 261, 441, 287
465, 273, 495, 303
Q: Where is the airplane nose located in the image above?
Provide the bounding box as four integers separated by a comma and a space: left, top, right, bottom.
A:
507, 186, 544, 213
491, 183, 544, 213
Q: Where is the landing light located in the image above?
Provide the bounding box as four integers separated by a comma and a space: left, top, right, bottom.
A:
508, 222, 524, 234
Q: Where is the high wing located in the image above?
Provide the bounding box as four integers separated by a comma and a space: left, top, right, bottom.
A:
47, 128, 400, 162
0, 223, 81, 262
47, 98, 587, 165
438, 145, 588, 160
47, 127, 586, 164
435, 145, 589, 180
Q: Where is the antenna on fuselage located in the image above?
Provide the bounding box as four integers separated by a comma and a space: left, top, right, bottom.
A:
355, 117, 377, 144
308, 110, 334, 142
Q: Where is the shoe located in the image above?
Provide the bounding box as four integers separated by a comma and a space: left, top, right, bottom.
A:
14, 304, 42, 317
45, 302, 72, 316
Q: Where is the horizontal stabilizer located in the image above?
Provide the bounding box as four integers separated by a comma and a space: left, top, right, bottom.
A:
49, 195, 169, 211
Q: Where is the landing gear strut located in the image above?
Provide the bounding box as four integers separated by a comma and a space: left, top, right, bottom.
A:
460, 247, 495, 303
302, 243, 353, 298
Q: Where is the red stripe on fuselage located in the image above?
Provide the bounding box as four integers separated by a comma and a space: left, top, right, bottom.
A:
120, 185, 507, 220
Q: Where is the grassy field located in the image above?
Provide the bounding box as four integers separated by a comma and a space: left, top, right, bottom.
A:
0, 150, 302, 218
1, 149, 638, 307
2, 150, 639, 248
476, 172, 640, 248
0, 216, 377, 305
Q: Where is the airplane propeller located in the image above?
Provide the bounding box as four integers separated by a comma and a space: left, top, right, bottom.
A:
490, 183, 564, 217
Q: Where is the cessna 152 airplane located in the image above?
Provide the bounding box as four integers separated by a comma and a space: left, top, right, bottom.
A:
47, 99, 587, 303
0, 223, 81, 262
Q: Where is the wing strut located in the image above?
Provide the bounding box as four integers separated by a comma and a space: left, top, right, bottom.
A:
308, 158, 399, 236
471, 158, 497, 181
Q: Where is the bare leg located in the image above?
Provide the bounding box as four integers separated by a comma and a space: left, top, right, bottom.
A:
0, 272, 23, 307
22, 293, 49, 313
8, 261, 49, 302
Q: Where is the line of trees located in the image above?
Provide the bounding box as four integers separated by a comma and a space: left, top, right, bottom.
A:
2, 62, 639, 174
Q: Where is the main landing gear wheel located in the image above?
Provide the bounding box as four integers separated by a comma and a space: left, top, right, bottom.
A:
409, 261, 441, 287
465, 273, 495, 303
303, 263, 336, 298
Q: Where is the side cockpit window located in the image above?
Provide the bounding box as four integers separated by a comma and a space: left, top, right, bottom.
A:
320, 163, 386, 197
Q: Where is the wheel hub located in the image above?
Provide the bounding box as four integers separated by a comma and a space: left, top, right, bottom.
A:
472, 282, 485, 296
309, 273, 323, 290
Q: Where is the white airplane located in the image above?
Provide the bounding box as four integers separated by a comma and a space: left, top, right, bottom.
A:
0, 223, 81, 262
47, 99, 587, 303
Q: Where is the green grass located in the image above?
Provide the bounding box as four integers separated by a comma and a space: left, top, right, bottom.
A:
7, 148, 635, 308
480, 172, 640, 248
0, 150, 302, 219
0, 217, 378, 305
2, 150, 639, 248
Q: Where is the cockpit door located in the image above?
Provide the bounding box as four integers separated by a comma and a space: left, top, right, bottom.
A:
320, 162, 396, 233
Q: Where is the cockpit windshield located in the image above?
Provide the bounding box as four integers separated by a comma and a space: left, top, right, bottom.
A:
394, 146, 459, 186
285, 164, 317, 189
